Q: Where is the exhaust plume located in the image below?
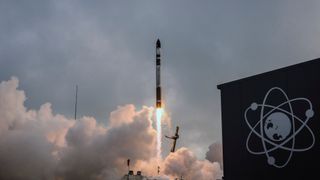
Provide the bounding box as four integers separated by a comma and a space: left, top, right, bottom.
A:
163, 147, 222, 180
0, 77, 223, 180
206, 142, 223, 168
156, 108, 163, 161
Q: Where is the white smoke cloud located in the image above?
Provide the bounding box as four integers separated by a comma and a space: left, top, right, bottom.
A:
0, 77, 73, 180
57, 104, 158, 179
206, 142, 223, 168
163, 147, 222, 180
0, 77, 222, 180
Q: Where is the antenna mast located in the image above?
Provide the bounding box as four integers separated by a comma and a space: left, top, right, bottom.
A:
74, 85, 78, 120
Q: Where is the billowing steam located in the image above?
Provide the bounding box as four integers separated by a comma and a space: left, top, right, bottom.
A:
164, 148, 222, 180
206, 142, 223, 168
0, 77, 222, 180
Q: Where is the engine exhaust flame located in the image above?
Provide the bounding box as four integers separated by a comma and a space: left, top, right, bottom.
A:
156, 108, 163, 161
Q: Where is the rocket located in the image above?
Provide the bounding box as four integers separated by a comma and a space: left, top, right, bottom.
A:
156, 39, 162, 108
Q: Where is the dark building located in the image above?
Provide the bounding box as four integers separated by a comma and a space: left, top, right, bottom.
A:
217, 58, 320, 180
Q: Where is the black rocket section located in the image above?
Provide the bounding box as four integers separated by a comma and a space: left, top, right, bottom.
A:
156, 39, 162, 108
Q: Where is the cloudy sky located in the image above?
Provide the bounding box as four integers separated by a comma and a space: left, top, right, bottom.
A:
1, 0, 320, 159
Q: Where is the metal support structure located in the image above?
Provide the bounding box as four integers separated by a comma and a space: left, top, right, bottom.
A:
165, 126, 180, 152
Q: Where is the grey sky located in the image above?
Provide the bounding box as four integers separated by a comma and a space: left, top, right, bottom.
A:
1, 0, 320, 158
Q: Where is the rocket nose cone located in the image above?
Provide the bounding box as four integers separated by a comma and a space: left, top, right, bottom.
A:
156, 39, 161, 48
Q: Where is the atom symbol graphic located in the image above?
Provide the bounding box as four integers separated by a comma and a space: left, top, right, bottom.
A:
245, 87, 315, 168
